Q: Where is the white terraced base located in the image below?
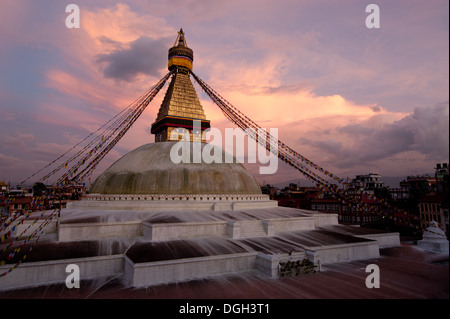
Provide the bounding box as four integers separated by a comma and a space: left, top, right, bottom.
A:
0, 194, 401, 290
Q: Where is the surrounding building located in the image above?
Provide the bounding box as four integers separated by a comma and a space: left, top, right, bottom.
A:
274, 185, 321, 210
310, 198, 341, 215
260, 184, 279, 200
272, 166, 449, 236
0, 180, 9, 194
418, 194, 447, 231
401, 176, 438, 198
389, 187, 409, 200
338, 191, 383, 226
435, 162, 448, 179
272, 183, 384, 227
0, 183, 86, 219
350, 173, 384, 192
416, 163, 449, 233
0, 206, 9, 218
2, 196, 33, 216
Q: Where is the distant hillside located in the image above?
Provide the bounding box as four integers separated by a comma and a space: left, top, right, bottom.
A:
270, 179, 315, 189
267, 176, 410, 189
382, 176, 407, 188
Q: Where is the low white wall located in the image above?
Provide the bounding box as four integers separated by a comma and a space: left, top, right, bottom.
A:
232, 201, 278, 210
0, 255, 123, 291
356, 232, 400, 248
82, 194, 270, 202
305, 241, 380, 265
143, 221, 228, 241
145, 217, 324, 242
69, 194, 273, 212
68, 200, 214, 211
15, 219, 58, 238
125, 252, 259, 287
58, 221, 142, 242
270, 217, 316, 234
312, 213, 339, 227
213, 202, 233, 211
230, 220, 267, 239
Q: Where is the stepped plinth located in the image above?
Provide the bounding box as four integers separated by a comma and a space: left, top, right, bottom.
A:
1, 200, 400, 290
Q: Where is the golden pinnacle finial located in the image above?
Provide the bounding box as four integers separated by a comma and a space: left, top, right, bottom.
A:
173, 28, 187, 47
168, 28, 193, 72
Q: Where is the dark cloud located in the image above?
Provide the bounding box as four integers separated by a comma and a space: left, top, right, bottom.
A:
301, 102, 449, 168
337, 124, 374, 136
407, 102, 449, 158
371, 105, 382, 113
97, 36, 124, 50
95, 36, 170, 82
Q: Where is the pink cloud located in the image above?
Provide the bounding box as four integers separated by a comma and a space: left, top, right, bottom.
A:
82, 3, 174, 45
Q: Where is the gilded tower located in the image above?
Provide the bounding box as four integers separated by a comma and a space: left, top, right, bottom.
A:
151, 29, 210, 142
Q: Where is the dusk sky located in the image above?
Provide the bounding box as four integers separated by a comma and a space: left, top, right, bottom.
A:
0, 0, 448, 187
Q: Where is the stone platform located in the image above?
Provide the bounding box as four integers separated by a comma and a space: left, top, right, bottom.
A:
417, 221, 449, 254
0, 194, 400, 291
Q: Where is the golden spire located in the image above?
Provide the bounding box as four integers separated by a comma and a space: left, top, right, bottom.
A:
151, 29, 210, 142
